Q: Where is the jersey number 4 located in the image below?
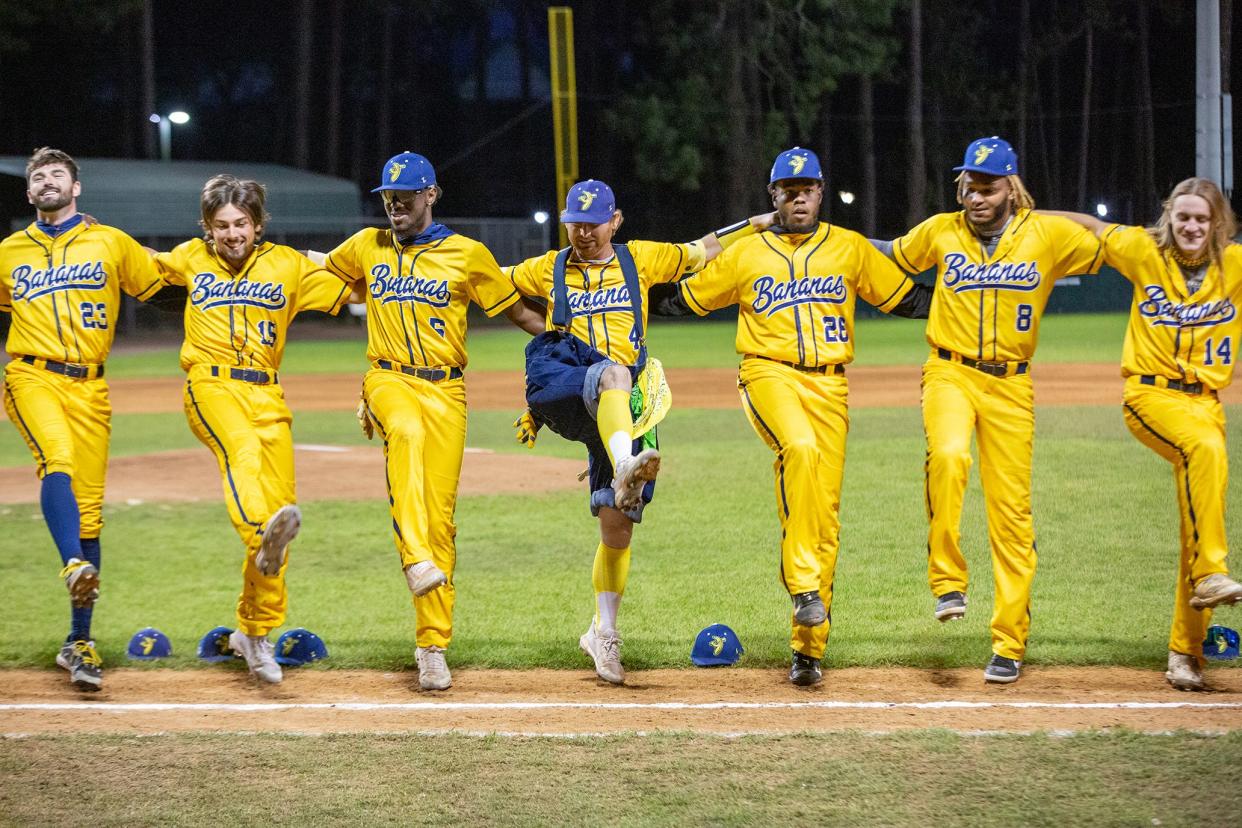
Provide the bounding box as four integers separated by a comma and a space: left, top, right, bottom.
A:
1204, 336, 1233, 366
80, 302, 108, 330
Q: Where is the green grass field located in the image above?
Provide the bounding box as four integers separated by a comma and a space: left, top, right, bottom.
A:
1, 314, 1236, 670
4, 313, 1241, 826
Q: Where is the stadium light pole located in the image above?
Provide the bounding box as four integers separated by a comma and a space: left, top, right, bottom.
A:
149, 111, 191, 162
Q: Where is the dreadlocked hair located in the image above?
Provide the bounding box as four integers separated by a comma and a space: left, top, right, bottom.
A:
954, 173, 1035, 212
1147, 177, 1237, 267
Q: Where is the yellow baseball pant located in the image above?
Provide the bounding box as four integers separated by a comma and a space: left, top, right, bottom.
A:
184, 366, 295, 637
3, 359, 110, 538
738, 358, 849, 660
363, 368, 466, 650
1122, 377, 1230, 656
922, 355, 1035, 661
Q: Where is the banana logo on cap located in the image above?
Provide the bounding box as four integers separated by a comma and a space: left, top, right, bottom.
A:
709, 634, 726, 656
388, 160, 407, 183
141, 636, 156, 655
578, 191, 597, 210
789, 155, 808, 175
973, 145, 995, 166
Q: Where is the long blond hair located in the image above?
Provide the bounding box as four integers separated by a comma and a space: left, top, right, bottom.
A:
954, 173, 1035, 212
1147, 177, 1237, 266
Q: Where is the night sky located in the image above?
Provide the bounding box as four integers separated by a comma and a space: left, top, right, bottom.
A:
1, 1, 1240, 241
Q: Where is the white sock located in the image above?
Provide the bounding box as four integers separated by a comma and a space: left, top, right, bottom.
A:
595, 592, 621, 633
608, 433, 633, 468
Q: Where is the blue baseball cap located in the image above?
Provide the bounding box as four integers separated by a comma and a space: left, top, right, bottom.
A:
691, 623, 745, 667
372, 151, 437, 193
126, 627, 172, 660
1204, 625, 1240, 661
770, 147, 823, 184
197, 625, 237, 663
954, 136, 1019, 177
559, 179, 617, 224
275, 628, 329, 666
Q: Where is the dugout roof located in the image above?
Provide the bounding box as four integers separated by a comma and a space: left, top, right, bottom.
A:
0, 157, 361, 237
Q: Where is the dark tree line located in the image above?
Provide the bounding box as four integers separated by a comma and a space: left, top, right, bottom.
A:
0, 1, 1235, 239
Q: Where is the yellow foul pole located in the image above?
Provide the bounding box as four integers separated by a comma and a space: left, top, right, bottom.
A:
548, 7, 578, 247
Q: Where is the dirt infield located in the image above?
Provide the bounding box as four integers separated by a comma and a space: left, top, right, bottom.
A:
3, 666, 1241, 736
3, 363, 1239, 737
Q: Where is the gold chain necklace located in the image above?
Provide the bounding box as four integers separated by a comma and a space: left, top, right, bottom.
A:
1170, 246, 1210, 269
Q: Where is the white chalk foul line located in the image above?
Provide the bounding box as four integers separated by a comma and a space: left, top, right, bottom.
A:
2, 700, 1242, 712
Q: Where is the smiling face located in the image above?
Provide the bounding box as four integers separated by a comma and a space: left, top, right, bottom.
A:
208, 203, 261, 268
1169, 194, 1212, 260
768, 179, 823, 232
565, 210, 623, 261
26, 163, 81, 219
383, 187, 438, 238
959, 172, 1012, 233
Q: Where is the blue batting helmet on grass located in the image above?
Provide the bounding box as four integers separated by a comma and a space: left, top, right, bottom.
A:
691, 623, 745, 666
197, 625, 236, 663
1204, 625, 1240, 661
126, 627, 172, 660
275, 628, 328, 666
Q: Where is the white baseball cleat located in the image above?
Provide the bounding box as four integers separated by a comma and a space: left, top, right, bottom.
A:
416, 645, 452, 690
60, 558, 100, 608
256, 504, 301, 576
1165, 651, 1205, 691
611, 448, 660, 511
579, 620, 625, 684
405, 561, 448, 596
1189, 573, 1242, 609
229, 631, 282, 684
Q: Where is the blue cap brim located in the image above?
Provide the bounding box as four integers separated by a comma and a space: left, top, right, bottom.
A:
952, 165, 1008, 175
127, 653, 168, 661
559, 210, 613, 224
371, 183, 433, 193
692, 656, 738, 667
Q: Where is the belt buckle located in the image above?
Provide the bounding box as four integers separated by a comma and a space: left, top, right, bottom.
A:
975, 361, 1007, 377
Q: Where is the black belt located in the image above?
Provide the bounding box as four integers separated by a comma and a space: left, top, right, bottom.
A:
210, 366, 278, 385
746, 354, 845, 375
376, 360, 463, 382
20, 355, 104, 379
938, 348, 1028, 377
1140, 375, 1208, 395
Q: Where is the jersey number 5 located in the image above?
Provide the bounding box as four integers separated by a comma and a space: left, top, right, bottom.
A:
1204, 336, 1233, 366
80, 302, 108, 330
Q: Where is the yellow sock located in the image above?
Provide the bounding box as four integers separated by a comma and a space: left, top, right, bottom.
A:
597, 389, 633, 466
592, 541, 631, 631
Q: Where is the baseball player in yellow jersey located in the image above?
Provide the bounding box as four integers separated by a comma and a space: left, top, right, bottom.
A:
1, 148, 180, 691
509, 179, 775, 685
150, 175, 351, 684
323, 152, 544, 691
877, 136, 1104, 684
663, 148, 930, 686
1047, 178, 1242, 690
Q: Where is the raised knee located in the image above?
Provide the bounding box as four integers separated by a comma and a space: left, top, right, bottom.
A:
597, 364, 631, 392
927, 445, 972, 470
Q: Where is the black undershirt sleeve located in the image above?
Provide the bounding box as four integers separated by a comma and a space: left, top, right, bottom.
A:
887, 282, 933, 319
142, 284, 189, 313
648, 282, 693, 317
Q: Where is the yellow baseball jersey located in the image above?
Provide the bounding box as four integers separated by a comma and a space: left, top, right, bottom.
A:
893, 209, 1104, 362
508, 240, 705, 366
678, 223, 913, 366
154, 239, 350, 372
0, 222, 164, 363
1100, 225, 1242, 390
325, 229, 518, 368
